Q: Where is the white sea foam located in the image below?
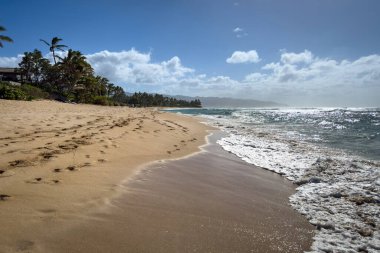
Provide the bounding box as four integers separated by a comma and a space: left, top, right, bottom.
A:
200, 114, 380, 253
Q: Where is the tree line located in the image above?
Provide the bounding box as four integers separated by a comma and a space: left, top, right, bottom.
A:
0, 30, 201, 108
128, 92, 201, 107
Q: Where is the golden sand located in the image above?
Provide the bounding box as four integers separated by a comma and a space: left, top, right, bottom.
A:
0, 99, 210, 252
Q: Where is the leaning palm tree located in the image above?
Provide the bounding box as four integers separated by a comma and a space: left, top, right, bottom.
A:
0, 26, 13, 48
40, 37, 67, 64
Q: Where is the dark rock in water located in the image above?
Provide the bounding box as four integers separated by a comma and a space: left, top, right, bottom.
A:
357, 246, 368, 253
349, 195, 378, 205
358, 227, 373, 237
316, 222, 335, 230
295, 179, 308, 186
330, 192, 342, 198
309, 177, 322, 183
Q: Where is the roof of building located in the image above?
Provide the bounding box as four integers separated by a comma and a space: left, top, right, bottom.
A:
0, 68, 21, 73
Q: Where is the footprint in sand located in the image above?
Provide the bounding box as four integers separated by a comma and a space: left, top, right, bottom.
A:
85, 154, 91, 158
26, 177, 43, 184
9, 159, 35, 167
76, 162, 92, 168
16, 240, 34, 251
0, 194, 11, 201
66, 166, 78, 171
53, 168, 62, 173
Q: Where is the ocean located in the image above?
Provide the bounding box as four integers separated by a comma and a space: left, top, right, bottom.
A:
168, 107, 380, 253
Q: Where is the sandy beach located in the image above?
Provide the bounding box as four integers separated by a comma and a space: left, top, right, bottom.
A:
0, 100, 209, 252
0, 100, 314, 252
39, 133, 315, 253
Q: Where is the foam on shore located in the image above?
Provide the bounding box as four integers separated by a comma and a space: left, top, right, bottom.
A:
190, 110, 380, 253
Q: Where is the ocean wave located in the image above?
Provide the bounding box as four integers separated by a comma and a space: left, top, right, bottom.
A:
207, 116, 379, 253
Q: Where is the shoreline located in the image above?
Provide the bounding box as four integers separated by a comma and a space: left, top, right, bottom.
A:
180, 108, 380, 253
0, 99, 211, 252
36, 132, 315, 253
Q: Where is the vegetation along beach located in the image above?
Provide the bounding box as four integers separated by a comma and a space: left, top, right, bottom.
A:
1, 1, 379, 252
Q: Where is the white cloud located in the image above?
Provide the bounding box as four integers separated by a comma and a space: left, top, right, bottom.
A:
0, 55, 23, 67
85, 49, 193, 85
280, 50, 314, 64
233, 27, 243, 33
232, 27, 248, 38
226, 50, 260, 64
242, 50, 380, 106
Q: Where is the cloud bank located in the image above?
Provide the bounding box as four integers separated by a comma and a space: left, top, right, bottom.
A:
1, 48, 379, 106
86, 49, 193, 85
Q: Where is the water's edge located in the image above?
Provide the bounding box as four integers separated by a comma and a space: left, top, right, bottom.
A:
169, 108, 380, 253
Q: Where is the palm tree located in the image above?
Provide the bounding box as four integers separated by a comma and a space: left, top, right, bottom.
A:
40, 37, 67, 64
0, 26, 13, 48
58, 49, 93, 94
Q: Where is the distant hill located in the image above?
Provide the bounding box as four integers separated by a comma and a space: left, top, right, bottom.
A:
170, 95, 285, 108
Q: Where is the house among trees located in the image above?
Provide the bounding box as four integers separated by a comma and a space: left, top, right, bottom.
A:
0, 68, 24, 82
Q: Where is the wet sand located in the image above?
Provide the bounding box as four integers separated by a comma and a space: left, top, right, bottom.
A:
41, 133, 315, 253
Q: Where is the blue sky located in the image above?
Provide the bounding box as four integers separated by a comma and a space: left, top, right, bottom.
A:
1, 0, 380, 106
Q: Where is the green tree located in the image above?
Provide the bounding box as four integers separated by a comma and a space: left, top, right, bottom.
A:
94, 76, 109, 96
18, 49, 51, 85
57, 49, 93, 96
111, 86, 127, 103
0, 26, 13, 48
40, 37, 67, 64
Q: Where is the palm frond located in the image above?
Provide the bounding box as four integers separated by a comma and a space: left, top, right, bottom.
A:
52, 37, 63, 45
0, 35, 13, 42
56, 44, 68, 51
55, 55, 65, 61
40, 39, 50, 46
